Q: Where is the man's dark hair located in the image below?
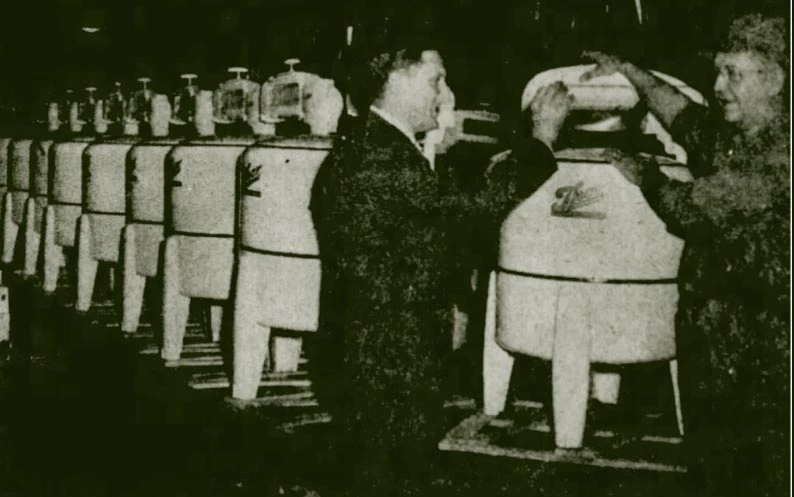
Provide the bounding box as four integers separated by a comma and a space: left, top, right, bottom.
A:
348, 34, 442, 114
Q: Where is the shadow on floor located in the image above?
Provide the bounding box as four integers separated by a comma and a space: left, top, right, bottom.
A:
1, 274, 691, 497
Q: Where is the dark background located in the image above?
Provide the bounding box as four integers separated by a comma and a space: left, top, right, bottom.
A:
0, 0, 788, 122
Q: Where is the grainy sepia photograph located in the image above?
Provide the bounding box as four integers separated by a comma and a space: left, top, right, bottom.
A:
0, 0, 790, 496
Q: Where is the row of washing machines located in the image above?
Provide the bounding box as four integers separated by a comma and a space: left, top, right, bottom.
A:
0, 128, 332, 401
2, 64, 702, 452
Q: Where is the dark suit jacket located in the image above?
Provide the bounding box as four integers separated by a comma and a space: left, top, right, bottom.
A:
309, 111, 556, 448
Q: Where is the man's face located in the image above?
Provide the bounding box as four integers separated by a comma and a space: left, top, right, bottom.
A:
713, 51, 782, 128
391, 50, 448, 134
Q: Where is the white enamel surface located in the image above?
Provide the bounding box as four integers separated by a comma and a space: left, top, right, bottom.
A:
168, 142, 250, 235
51, 140, 92, 205
0, 137, 12, 191
9, 139, 33, 224
85, 141, 136, 215
129, 142, 178, 223
51, 139, 94, 247
500, 161, 684, 281
239, 139, 331, 254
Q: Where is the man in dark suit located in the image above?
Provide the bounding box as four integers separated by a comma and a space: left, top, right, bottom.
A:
310, 37, 571, 496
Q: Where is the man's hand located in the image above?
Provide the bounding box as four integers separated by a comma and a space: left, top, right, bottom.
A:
580, 51, 625, 81
431, 80, 459, 154
433, 120, 460, 154
530, 82, 573, 149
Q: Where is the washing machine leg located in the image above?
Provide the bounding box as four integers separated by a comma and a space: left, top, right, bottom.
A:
121, 224, 146, 333
42, 206, 61, 294
76, 215, 98, 313
162, 237, 190, 363
0, 195, 5, 269
108, 267, 117, 294
669, 359, 684, 436
482, 271, 514, 416
2, 194, 18, 265
591, 372, 621, 405
23, 198, 40, 278
209, 304, 224, 343
0, 286, 9, 343
452, 303, 469, 351
271, 335, 302, 373
552, 286, 591, 449
232, 259, 268, 399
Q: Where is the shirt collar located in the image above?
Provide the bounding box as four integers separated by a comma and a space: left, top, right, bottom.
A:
369, 105, 424, 154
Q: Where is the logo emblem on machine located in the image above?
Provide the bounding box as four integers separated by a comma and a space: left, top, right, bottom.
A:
551, 182, 606, 219
128, 155, 138, 185
242, 161, 262, 197
168, 158, 183, 187
32, 145, 47, 173
35, 142, 48, 161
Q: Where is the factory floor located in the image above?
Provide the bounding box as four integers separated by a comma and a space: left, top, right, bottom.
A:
0, 269, 692, 497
